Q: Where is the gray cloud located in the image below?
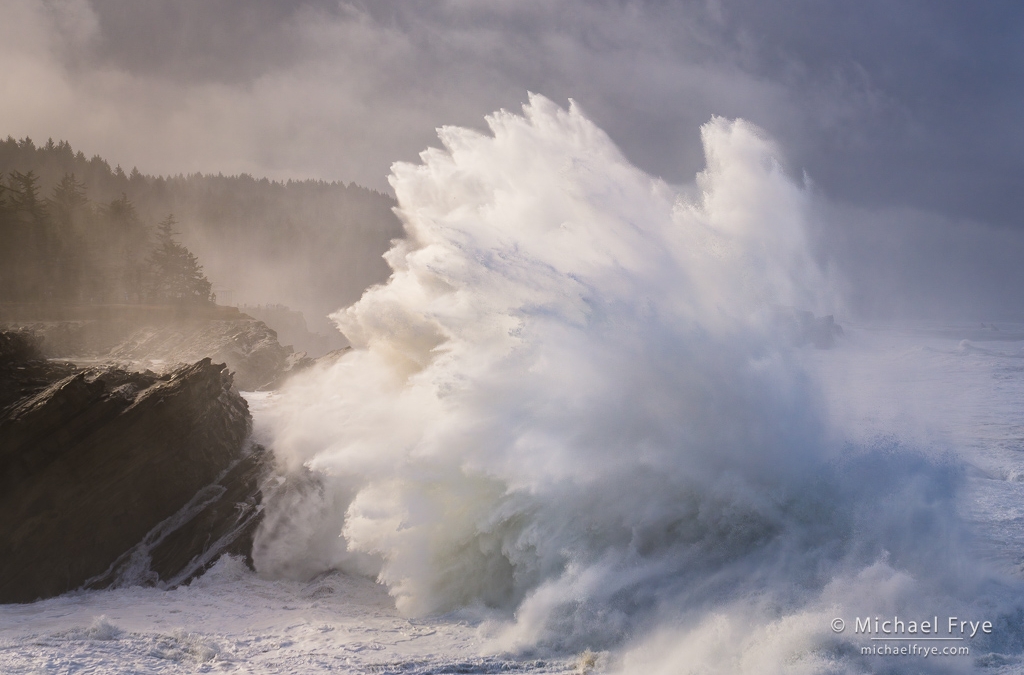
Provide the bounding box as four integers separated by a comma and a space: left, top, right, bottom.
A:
3, 0, 1023, 319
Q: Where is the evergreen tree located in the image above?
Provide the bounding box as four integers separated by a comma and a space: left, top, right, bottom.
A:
103, 193, 148, 303
48, 174, 91, 301
0, 175, 14, 301
147, 215, 214, 305
8, 170, 48, 229
6, 171, 52, 300
0, 174, 11, 229
0, 136, 400, 314
49, 173, 89, 223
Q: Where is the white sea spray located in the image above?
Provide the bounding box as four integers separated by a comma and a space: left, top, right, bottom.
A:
252, 95, 1024, 672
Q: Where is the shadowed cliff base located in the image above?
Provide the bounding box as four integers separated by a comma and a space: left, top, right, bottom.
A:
0, 330, 269, 604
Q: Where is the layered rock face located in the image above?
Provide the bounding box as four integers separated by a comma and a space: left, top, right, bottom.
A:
1, 305, 314, 390
0, 331, 266, 603
104, 318, 304, 391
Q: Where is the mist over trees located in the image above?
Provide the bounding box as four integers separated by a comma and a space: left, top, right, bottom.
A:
148, 216, 214, 304
0, 167, 212, 306
0, 136, 403, 330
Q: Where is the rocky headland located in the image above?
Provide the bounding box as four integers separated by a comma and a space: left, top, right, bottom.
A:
0, 330, 268, 604
0, 304, 314, 391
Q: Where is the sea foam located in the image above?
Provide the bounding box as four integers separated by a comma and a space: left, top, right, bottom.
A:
253, 95, 1021, 671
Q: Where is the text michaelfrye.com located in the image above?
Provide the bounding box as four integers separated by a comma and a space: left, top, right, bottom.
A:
831, 616, 992, 658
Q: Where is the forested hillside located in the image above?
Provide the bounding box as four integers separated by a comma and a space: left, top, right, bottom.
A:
0, 136, 403, 333
0, 170, 212, 306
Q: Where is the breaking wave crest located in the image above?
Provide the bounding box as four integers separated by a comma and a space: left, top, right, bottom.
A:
252, 95, 1023, 671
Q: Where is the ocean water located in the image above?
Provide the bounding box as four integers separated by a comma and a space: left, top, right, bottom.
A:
4, 96, 1024, 674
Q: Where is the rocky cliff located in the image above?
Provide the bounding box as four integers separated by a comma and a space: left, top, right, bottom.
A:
1, 310, 312, 391
103, 318, 305, 391
0, 331, 267, 603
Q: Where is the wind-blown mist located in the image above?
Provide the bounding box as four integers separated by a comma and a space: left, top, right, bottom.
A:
252, 96, 1022, 671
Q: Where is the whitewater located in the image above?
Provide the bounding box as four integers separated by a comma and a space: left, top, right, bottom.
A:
4, 95, 1024, 674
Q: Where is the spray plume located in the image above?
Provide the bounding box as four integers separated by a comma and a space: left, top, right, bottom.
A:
252, 95, 1019, 671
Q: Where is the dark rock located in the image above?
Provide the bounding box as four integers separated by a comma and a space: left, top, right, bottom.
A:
238, 304, 349, 358
802, 313, 844, 349
3, 311, 307, 391
261, 350, 319, 390
83, 445, 267, 591
772, 307, 845, 349
0, 329, 43, 363
104, 319, 294, 391
3, 320, 125, 358
0, 335, 266, 603
0, 330, 79, 410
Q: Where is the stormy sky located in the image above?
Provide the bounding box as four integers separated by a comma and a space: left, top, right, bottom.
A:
3, 0, 1023, 320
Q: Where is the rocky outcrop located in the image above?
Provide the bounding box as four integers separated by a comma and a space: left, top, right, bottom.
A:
104, 319, 297, 391
238, 304, 349, 358
0, 330, 79, 409
772, 308, 845, 349
2, 312, 308, 390
82, 446, 266, 591
0, 332, 267, 603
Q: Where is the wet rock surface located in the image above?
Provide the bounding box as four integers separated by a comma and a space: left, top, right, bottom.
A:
1, 305, 312, 390
83, 447, 267, 592
0, 331, 268, 603
103, 318, 296, 391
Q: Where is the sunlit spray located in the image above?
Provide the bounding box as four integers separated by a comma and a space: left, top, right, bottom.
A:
252, 95, 1021, 671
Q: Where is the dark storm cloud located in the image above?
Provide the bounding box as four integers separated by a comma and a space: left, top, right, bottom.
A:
83, 0, 338, 83
3, 0, 1023, 318
24, 0, 1020, 224
711, 0, 1024, 227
